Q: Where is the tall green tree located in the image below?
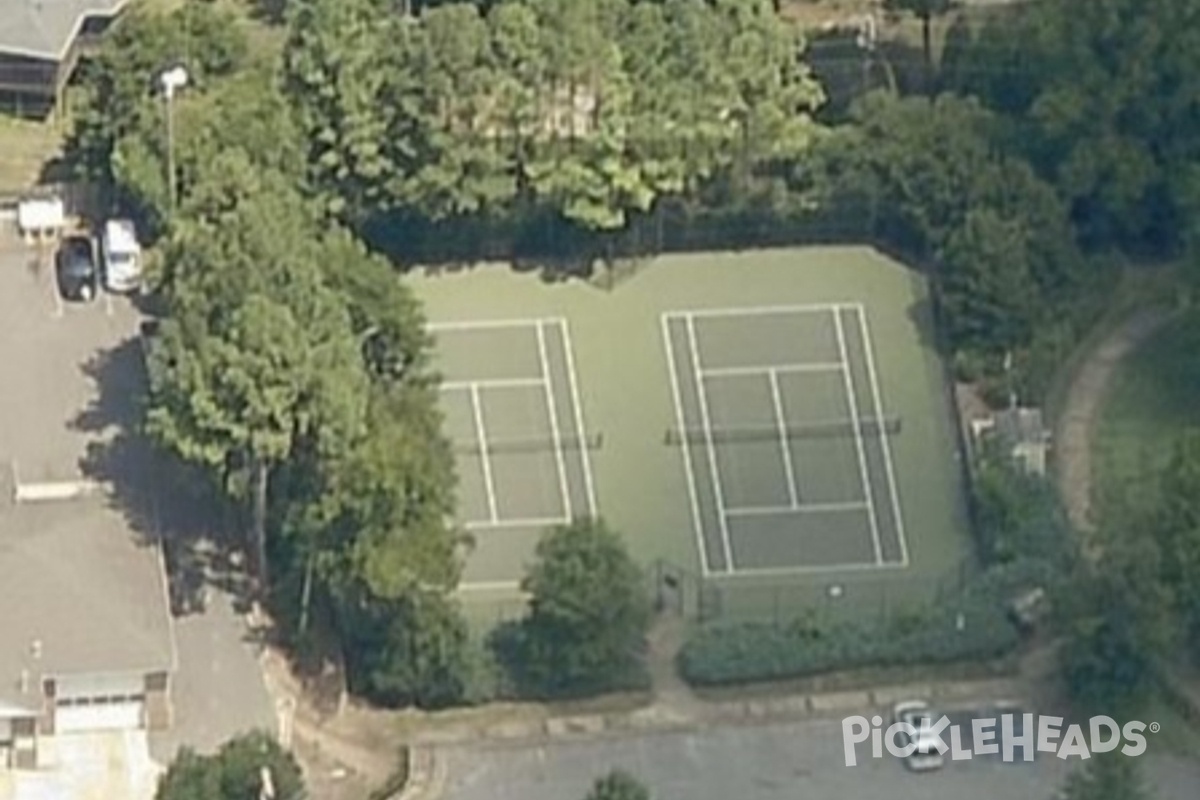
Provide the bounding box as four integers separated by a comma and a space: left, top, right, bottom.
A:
950, 0, 1200, 251
156, 732, 303, 800
508, 519, 651, 695
145, 162, 367, 592
67, 2, 248, 190
343, 589, 484, 709
283, 0, 395, 218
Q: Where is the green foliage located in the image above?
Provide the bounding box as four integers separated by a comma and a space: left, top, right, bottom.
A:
67, 3, 249, 188
679, 577, 1021, 686
496, 519, 651, 697
585, 770, 651, 800
1060, 535, 1175, 716
1153, 430, 1200, 641
946, 0, 1200, 253
156, 732, 303, 800
1056, 751, 1153, 800
283, 0, 823, 235
810, 91, 1087, 378
342, 590, 494, 709
970, 439, 1076, 569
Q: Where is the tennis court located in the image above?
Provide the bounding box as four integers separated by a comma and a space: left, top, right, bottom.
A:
432, 318, 598, 588
662, 303, 908, 576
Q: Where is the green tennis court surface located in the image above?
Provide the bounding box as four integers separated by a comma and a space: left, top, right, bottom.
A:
662, 304, 907, 575
414, 247, 970, 622
432, 318, 597, 588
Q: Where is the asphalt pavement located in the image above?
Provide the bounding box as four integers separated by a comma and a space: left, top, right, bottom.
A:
441, 715, 1200, 800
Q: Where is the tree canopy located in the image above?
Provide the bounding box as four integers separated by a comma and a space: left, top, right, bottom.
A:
500, 519, 651, 696
155, 732, 303, 800
283, 0, 823, 235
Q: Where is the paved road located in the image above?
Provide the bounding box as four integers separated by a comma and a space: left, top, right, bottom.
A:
441, 716, 1200, 800
150, 588, 275, 761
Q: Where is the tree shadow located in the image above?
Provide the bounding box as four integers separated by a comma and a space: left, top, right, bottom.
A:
72, 335, 253, 617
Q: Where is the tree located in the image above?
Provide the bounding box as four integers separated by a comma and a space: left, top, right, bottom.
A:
66, 2, 249, 190
585, 770, 651, 800
883, 0, 954, 90
1152, 429, 1200, 644
1060, 533, 1175, 715
343, 589, 485, 709
1057, 752, 1152, 800
156, 732, 303, 800
513, 519, 651, 695
949, 0, 1200, 252
937, 207, 1039, 355
145, 163, 368, 592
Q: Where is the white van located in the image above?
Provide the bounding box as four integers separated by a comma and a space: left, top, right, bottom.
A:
101, 219, 143, 293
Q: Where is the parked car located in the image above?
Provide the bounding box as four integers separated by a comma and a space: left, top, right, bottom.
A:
55, 234, 98, 301
101, 218, 143, 293
893, 700, 946, 772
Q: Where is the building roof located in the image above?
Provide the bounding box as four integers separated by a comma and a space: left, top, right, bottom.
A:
993, 406, 1048, 446
0, 496, 175, 711
0, 1, 128, 62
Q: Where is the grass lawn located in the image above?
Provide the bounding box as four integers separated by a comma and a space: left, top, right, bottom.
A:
1092, 311, 1200, 518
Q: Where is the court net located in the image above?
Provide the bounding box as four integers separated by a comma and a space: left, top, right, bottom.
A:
664, 416, 901, 445
454, 433, 604, 456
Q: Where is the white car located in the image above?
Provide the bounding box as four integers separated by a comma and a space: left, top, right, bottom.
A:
893, 700, 946, 772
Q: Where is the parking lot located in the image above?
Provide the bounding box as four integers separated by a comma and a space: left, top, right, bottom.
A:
0, 231, 273, 779
441, 714, 1200, 800
0, 233, 140, 485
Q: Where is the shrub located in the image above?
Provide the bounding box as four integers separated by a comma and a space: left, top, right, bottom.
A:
678, 578, 1022, 687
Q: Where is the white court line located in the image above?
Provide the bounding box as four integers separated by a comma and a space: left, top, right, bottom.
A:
558, 319, 597, 517
536, 320, 572, 519
686, 313, 735, 572
469, 383, 500, 524
724, 501, 868, 518
855, 304, 910, 567
463, 515, 570, 531
699, 362, 844, 378
429, 317, 556, 332
440, 377, 544, 391
833, 307, 883, 565
710, 559, 909, 579
661, 314, 710, 577
665, 303, 854, 320
768, 368, 800, 508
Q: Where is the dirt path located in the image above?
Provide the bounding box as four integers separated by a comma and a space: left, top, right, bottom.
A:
1053, 308, 1176, 532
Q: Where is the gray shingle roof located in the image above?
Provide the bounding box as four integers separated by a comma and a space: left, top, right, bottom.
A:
0, 1, 127, 61
0, 497, 175, 710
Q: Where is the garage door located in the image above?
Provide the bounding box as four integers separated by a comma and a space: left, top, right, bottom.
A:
55, 697, 144, 733
53, 673, 146, 733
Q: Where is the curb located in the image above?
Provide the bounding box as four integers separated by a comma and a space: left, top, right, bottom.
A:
394, 747, 446, 800
407, 676, 1028, 749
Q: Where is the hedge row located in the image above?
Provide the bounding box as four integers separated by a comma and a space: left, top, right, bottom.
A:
678, 578, 1025, 687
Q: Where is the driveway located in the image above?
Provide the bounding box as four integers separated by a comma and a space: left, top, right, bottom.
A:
441, 715, 1200, 800
151, 588, 275, 761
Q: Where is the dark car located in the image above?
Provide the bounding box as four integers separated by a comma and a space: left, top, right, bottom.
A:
55, 234, 98, 301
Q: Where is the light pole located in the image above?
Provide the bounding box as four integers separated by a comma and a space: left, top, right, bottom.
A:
159, 65, 190, 214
